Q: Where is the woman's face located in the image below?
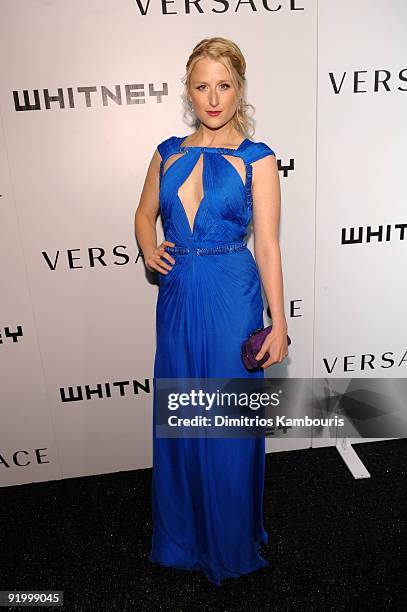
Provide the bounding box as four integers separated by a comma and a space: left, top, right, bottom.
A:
188, 57, 240, 130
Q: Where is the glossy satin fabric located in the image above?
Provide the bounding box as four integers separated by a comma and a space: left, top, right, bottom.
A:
149, 135, 276, 585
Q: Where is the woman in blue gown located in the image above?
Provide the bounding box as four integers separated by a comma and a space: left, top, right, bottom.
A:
135, 37, 288, 586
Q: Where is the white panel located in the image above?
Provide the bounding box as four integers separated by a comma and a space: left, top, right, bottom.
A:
0, 114, 61, 486
313, 0, 407, 450
315, 0, 407, 379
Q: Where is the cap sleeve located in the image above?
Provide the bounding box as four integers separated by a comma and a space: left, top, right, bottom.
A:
242, 141, 276, 164
157, 135, 179, 163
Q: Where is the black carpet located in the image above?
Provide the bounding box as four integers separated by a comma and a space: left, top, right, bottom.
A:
1, 439, 406, 611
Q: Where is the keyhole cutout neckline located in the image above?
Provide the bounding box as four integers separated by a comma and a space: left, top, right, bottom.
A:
177, 150, 206, 236
175, 148, 247, 236
163, 136, 251, 236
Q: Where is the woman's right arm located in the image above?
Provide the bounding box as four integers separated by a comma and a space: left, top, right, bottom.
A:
134, 148, 175, 274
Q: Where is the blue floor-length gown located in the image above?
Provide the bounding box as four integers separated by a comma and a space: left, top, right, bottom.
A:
149, 134, 276, 585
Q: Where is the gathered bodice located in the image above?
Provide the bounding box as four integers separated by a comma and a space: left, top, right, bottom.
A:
157, 135, 275, 247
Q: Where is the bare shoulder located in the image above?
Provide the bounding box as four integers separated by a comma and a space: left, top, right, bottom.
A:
252, 151, 278, 187
136, 146, 162, 218
151, 147, 162, 166
250, 141, 280, 212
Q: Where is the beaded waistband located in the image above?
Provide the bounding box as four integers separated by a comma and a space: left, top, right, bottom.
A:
164, 241, 247, 256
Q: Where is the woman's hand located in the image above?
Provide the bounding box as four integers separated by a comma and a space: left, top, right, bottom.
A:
255, 326, 289, 368
145, 240, 176, 274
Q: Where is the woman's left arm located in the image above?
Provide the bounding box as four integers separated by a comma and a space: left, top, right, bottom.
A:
251, 154, 289, 367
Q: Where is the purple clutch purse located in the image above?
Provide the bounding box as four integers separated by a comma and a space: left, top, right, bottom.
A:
241, 325, 291, 371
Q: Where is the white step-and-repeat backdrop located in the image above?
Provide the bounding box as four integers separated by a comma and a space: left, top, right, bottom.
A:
1, 0, 405, 486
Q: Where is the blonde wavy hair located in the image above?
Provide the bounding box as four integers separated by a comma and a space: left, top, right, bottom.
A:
181, 37, 255, 139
